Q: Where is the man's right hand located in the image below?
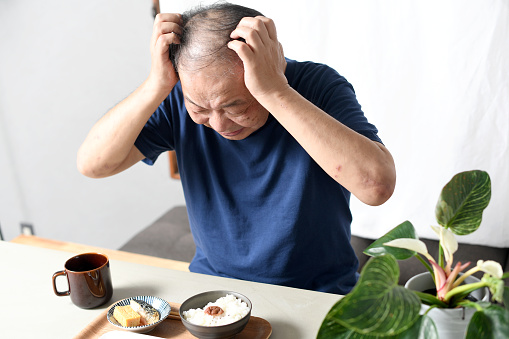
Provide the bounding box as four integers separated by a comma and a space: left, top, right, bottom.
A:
77, 13, 183, 179
148, 13, 183, 94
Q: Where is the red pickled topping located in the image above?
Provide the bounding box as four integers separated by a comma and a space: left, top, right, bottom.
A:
204, 306, 224, 316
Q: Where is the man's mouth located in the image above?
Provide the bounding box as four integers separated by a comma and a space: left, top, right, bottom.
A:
220, 128, 244, 137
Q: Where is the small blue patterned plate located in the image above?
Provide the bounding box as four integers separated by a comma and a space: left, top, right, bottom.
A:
107, 295, 171, 333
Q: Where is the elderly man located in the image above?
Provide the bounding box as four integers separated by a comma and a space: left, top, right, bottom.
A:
78, 3, 396, 294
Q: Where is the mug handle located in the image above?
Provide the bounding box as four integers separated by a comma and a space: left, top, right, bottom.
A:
52, 270, 70, 296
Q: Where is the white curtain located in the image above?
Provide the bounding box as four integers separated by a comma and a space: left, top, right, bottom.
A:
161, 0, 509, 247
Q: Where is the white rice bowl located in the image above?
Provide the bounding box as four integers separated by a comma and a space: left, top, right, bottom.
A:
182, 294, 250, 326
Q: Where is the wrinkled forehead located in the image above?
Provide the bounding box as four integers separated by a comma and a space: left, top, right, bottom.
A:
179, 60, 249, 108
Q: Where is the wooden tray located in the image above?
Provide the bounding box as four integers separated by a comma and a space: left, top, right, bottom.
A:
74, 302, 272, 338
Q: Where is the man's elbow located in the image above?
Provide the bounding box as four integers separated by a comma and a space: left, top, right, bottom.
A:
77, 152, 108, 179
77, 158, 98, 178
364, 147, 396, 206
365, 182, 395, 206
360, 170, 396, 206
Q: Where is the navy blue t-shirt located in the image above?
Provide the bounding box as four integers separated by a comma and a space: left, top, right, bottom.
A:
135, 59, 381, 294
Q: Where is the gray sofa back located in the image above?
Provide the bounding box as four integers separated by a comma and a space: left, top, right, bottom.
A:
352, 235, 509, 286
119, 207, 509, 288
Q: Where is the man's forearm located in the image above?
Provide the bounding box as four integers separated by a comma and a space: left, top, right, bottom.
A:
77, 79, 169, 178
259, 86, 396, 206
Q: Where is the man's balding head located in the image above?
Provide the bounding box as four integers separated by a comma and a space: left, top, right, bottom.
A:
170, 3, 263, 72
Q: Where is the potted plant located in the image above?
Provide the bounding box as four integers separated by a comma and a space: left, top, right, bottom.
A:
317, 170, 509, 338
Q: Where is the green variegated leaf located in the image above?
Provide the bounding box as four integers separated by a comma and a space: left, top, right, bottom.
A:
318, 255, 421, 337
317, 309, 379, 338
466, 305, 509, 339
435, 170, 491, 235
393, 315, 438, 339
316, 315, 438, 339
364, 221, 418, 260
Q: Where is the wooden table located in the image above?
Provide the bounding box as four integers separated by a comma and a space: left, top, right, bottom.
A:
2, 239, 341, 338
11, 235, 190, 272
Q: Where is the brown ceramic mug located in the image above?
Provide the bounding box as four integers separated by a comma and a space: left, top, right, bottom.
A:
52, 252, 113, 309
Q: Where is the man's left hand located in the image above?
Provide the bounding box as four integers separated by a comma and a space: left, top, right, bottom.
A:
228, 16, 289, 100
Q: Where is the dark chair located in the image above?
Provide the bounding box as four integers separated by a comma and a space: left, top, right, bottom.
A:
119, 206, 195, 262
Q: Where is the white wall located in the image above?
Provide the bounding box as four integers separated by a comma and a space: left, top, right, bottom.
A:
1, 0, 507, 249
165, 0, 509, 247
339, 1, 509, 247
0, 0, 185, 248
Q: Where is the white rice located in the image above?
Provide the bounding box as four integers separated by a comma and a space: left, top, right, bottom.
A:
182, 294, 249, 326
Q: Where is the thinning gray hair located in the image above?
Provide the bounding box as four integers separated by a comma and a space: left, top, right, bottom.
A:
170, 2, 263, 72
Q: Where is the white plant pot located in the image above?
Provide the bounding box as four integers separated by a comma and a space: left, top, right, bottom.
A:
405, 272, 489, 339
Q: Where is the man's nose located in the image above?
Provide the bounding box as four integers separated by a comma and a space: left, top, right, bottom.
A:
208, 110, 231, 132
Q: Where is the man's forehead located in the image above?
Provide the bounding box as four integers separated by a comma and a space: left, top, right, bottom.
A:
183, 91, 249, 109
185, 94, 246, 106
180, 66, 249, 109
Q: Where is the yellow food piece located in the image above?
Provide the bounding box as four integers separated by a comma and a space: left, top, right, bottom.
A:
113, 305, 141, 327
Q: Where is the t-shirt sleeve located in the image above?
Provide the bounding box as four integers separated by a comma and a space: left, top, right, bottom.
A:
323, 80, 383, 144
134, 84, 183, 165
288, 61, 383, 144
